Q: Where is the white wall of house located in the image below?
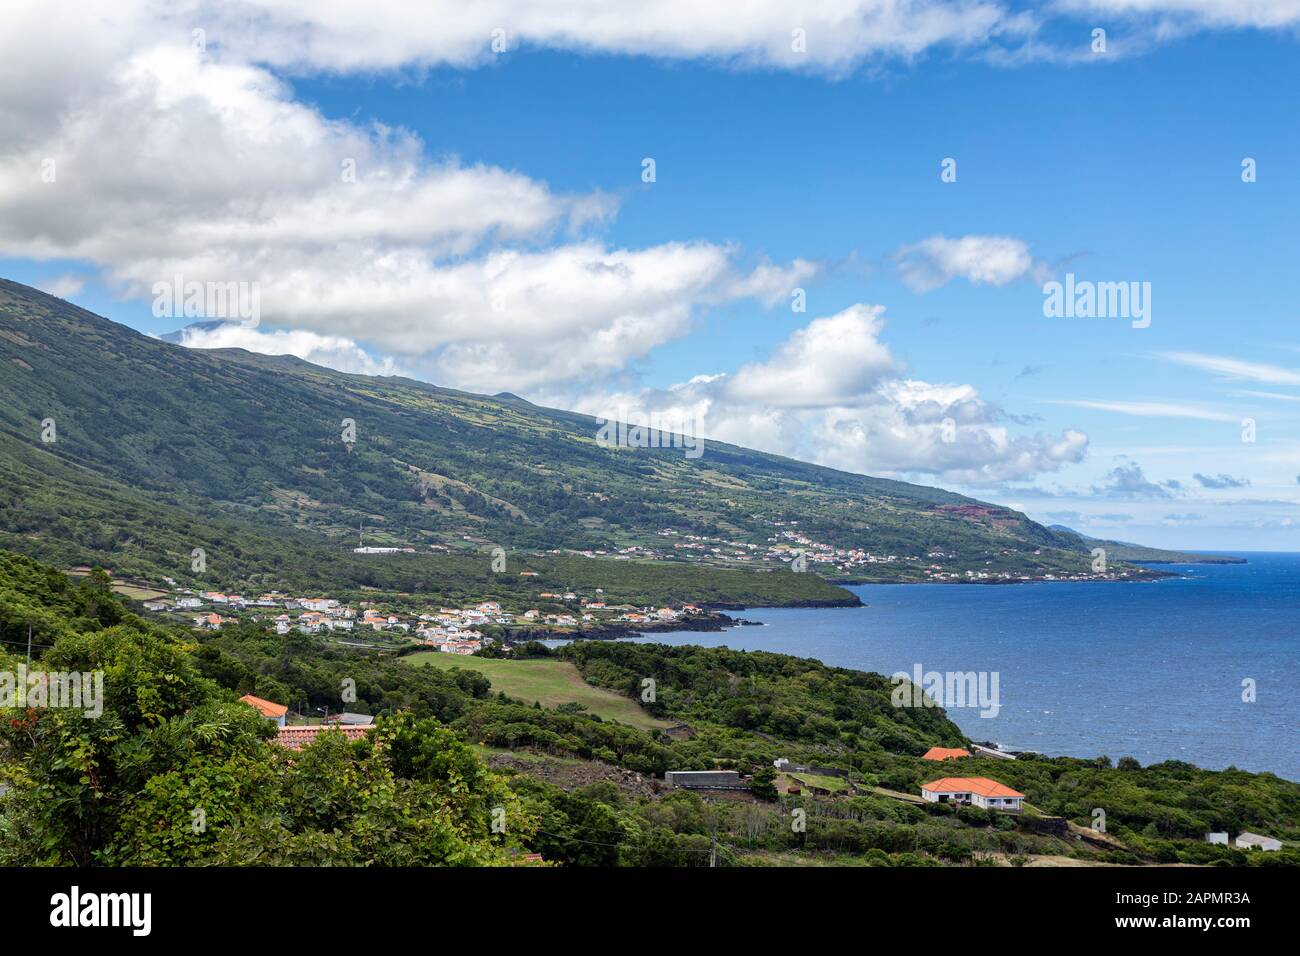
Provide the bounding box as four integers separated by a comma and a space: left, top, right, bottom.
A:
974, 794, 1023, 810
922, 788, 1022, 811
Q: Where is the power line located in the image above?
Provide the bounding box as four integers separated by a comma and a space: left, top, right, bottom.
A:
0, 636, 55, 649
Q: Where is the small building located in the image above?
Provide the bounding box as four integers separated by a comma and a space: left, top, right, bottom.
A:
921, 777, 1024, 812
922, 747, 971, 761
337, 712, 375, 726
1205, 832, 1230, 845
323, 712, 375, 727
239, 693, 289, 728
1235, 832, 1282, 852
970, 743, 1016, 760
664, 770, 746, 790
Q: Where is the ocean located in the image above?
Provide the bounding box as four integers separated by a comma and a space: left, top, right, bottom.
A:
627, 552, 1300, 781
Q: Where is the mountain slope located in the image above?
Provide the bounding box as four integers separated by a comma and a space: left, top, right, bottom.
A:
0, 278, 1173, 597
1047, 526, 1245, 565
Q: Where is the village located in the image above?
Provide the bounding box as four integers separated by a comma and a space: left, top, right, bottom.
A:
138, 579, 707, 653
567, 525, 1148, 583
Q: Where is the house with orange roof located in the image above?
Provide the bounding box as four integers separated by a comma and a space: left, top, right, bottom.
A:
922, 746, 972, 761
921, 777, 1024, 812
239, 693, 289, 728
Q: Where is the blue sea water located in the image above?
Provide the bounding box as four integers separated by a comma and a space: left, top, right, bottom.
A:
630, 553, 1300, 781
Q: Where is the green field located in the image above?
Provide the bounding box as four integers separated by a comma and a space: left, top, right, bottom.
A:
406, 653, 673, 732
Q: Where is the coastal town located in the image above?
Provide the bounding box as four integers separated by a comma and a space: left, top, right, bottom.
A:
135, 579, 708, 651
110, 516, 1149, 648
564, 524, 1153, 583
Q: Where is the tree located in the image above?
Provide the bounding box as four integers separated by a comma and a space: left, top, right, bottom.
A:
751, 765, 778, 801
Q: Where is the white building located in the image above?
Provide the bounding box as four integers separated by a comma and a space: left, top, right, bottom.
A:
1235, 832, 1282, 852
921, 777, 1025, 812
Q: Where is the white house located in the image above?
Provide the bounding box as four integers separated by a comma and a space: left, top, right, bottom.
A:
921, 777, 1025, 812
1205, 832, 1230, 845
1235, 832, 1282, 852
239, 694, 288, 728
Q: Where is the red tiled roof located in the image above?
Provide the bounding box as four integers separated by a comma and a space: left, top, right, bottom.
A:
276, 724, 372, 751
922, 777, 1024, 798
922, 747, 971, 761
240, 694, 288, 718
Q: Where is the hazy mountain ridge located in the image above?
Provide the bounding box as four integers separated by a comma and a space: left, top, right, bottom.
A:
1047, 526, 1246, 565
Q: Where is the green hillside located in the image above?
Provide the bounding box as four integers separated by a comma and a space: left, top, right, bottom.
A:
0, 278, 1175, 601
2, 547, 1297, 868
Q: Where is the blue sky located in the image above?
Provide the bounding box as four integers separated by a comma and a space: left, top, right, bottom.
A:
3, 1, 1299, 549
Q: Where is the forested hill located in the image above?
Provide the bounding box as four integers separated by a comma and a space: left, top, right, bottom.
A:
2, 546, 1297, 868
0, 277, 1175, 595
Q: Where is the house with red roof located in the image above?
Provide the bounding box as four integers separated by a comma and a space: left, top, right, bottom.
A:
239, 693, 289, 728
921, 777, 1024, 812
276, 724, 373, 751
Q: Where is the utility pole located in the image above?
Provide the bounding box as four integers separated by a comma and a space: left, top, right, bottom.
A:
26, 624, 32, 667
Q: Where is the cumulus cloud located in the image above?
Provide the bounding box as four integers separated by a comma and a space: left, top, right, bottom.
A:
1193, 472, 1250, 489
139, 1, 1013, 76
161, 322, 401, 377
724, 305, 897, 408
0, 13, 816, 393
1090, 462, 1175, 499
892, 234, 1039, 292
34, 274, 84, 299
561, 303, 1089, 484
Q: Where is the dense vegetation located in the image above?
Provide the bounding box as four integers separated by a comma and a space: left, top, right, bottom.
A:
0, 277, 1170, 606
2, 549, 1296, 867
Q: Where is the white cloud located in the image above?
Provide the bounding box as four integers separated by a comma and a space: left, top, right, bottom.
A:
1159, 351, 1300, 386
170, 1, 1012, 75
1050, 399, 1240, 423
562, 303, 1089, 484
164, 323, 401, 376
892, 234, 1038, 292
0, 18, 814, 393
1232, 389, 1300, 403
1062, 1, 1300, 30
34, 274, 84, 299
1090, 462, 1175, 499
724, 305, 897, 407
